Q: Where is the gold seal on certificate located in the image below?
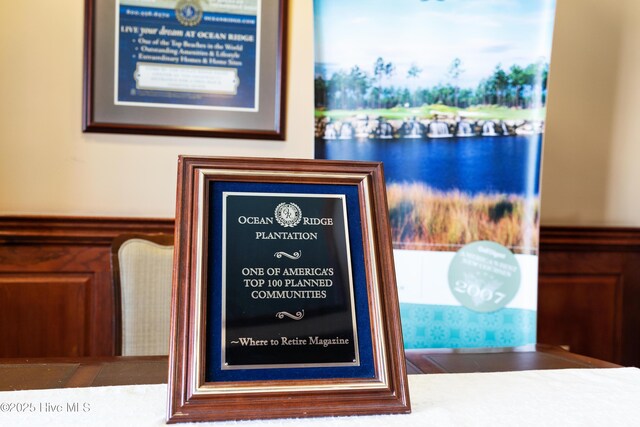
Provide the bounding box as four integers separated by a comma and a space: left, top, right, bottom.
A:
175, 0, 203, 26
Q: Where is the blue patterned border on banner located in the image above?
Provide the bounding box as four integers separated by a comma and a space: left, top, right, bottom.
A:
400, 303, 536, 349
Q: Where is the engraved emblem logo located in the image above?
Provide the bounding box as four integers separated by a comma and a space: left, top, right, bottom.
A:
175, 0, 203, 27
274, 202, 302, 228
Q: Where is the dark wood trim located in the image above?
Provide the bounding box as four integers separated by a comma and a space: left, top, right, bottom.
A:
11, 220, 638, 246
81, 0, 95, 133
540, 226, 640, 250
4, 219, 637, 250
0, 216, 174, 245
275, 0, 288, 140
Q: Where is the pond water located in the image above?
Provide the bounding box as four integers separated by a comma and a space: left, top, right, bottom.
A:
315, 135, 542, 196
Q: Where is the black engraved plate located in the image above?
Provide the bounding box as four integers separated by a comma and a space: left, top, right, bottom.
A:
222, 192, 359, 369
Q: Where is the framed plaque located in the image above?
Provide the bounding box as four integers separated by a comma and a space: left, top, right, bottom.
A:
167, 157, 411, 423
83, 0, 286, 140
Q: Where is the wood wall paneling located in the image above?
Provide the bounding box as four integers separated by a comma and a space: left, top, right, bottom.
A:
537, 274, 622, 363
0, 217, 174, 357
0, 275, 90, 357
1, 218, 638, 367
539, 227, 640, 366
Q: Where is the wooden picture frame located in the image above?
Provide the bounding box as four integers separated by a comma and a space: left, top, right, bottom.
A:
167, 156, 410, 423
83, 0, 287, 140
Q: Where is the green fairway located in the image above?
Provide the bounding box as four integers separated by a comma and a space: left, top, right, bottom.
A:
315, 105, 545, 121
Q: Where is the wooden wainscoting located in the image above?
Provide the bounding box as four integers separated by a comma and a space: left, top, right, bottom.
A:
538, 227, 640, 367
1, 217, 638, 366
0, 216, 173, 357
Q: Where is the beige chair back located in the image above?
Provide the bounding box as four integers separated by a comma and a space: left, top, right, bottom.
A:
111, 234, 174, 356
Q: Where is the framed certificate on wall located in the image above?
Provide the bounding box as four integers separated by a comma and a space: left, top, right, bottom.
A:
83, 0, 287, 140
167, 157, 410, 423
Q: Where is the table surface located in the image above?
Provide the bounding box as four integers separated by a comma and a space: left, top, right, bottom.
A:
0, 344, 620, 391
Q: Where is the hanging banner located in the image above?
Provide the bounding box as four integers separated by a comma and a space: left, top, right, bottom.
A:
314, 0, 556, 348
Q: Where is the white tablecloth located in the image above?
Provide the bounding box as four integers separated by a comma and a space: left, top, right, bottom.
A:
1, 368, 639, 426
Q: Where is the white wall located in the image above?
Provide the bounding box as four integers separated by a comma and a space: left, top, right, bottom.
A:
2, 0, 640, 226
0, 0, 313, 218
542, 0, 640, 226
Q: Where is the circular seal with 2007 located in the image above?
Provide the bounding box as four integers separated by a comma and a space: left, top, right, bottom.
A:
274, 202, 302, 228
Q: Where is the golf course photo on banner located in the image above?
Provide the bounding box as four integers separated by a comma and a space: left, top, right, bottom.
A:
314, 0, 556, 348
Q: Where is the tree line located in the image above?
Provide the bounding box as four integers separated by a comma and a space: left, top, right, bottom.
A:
315, 57, 549, 111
